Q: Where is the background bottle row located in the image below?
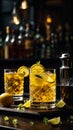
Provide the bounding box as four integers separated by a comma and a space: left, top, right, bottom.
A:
0, 22, 73, 60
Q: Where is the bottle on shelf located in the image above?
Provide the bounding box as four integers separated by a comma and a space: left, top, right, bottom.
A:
9, 29, 16, 59
40, 37, 46, 59
45, 23, 51, 59
45, 36, 51, 59
46, 26, 59, 59
57, 25, 64, 55
16, 25, 24, 58
4, 26, 11, 59
34, 25, 46, 59
64, 23, 71, 54
50, 31, 56, 58
23, 23, 34, 58
0, 31, 4, 58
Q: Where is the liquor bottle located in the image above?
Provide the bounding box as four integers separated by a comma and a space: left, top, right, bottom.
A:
40, 37, 46, 59
4, 26, 11, 59
45, 36, 51, 59
9, 29, 16, 59
45, 23, 51, 59
53, 27, 59, 58
34, 25, 46, 59
0, 31, 4, 58
50, 32, 56, 58
34, 25, 40, 59
57, 25, 64, 55
34, 25, 42, 59
23, 23, 34, 58
16, 25, 24, 58
64, 23, 71, 54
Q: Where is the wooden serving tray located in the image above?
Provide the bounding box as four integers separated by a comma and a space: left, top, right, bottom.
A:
0, 105, 73, 119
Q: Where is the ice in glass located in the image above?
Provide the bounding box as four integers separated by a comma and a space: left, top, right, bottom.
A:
4, 66, 29, 101
30, 63, 56, 109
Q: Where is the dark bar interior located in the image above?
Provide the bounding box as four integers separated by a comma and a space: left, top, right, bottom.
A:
0, 0, 73, 129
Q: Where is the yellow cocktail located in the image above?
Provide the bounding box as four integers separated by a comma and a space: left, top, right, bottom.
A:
4, 67, 29, 101
30, 63, 56, 108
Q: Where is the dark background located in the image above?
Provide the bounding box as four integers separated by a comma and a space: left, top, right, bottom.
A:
0, 0, 73, 31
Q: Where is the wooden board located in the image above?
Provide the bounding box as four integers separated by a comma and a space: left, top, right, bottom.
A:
0, 105, 73, 119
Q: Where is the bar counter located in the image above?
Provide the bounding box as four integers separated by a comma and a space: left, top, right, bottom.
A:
0, 103, 73, 130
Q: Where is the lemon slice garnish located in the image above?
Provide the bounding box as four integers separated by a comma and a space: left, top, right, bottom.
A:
47, 77, 55, 83
17, 66, 29, 77
48, 117, 61, 125
42, 72, 55, 83
46, 71, 56, 83
23, 100, 31, 108
56, 99, 66, 108
31, 63, 45, 75
38, 72, 56, 83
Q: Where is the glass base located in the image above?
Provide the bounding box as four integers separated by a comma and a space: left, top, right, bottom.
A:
31, 102, 56, 109
13, 95, 23, 102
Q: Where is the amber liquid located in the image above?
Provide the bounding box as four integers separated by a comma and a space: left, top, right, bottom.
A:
30, 70, 56, 108
4, 71, 24, 101
61, 86, 73, 106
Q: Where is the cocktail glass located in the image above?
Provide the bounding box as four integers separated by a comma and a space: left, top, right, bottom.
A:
4, 69, 24, 101
30, 68, 56, 109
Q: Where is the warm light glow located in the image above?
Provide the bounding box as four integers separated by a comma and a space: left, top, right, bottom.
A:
11, 2, 21, 25
13, 16, 20, 25
46, 16, 52, 24
20, 0, 28, 9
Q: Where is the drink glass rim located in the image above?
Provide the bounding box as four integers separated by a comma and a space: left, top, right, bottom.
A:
4, 68, 17, 73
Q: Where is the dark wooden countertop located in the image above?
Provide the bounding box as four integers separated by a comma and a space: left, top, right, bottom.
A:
0, 105, 73, 130
0, 115, 73, 130
0, 113, 73, 130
